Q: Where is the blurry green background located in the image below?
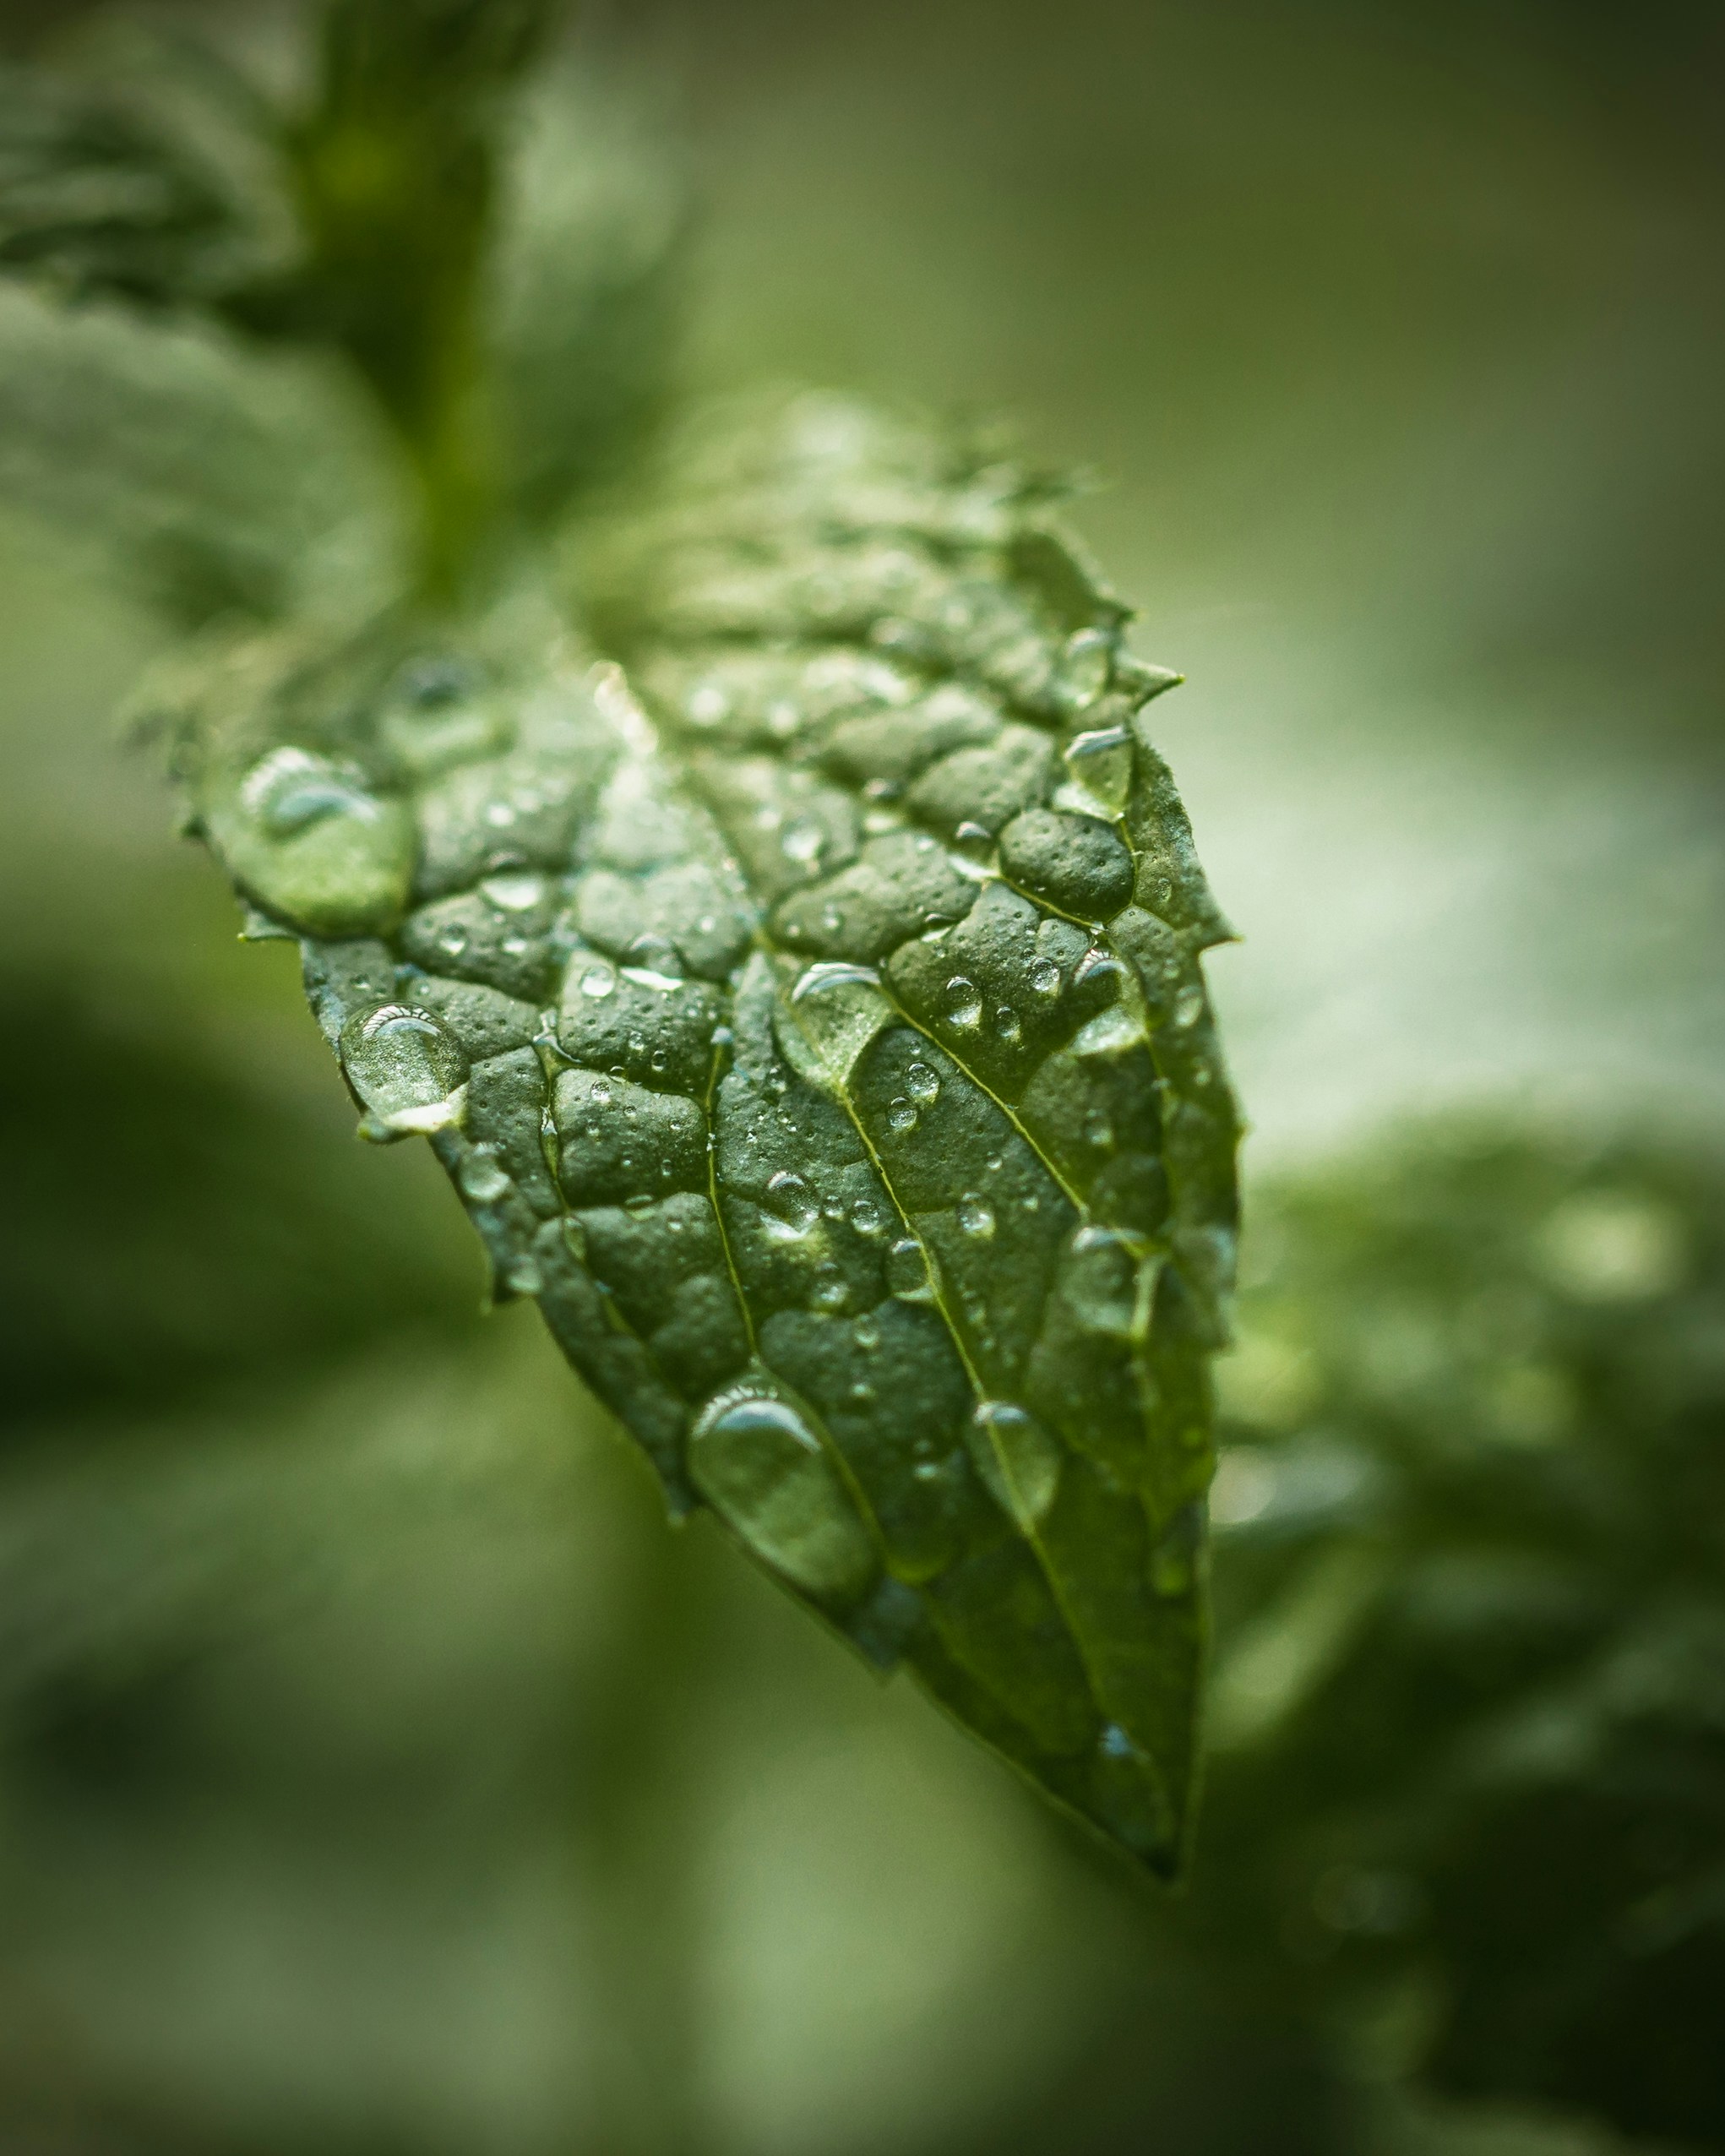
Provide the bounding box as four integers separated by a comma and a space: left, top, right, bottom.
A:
1, 2, 1722, 2151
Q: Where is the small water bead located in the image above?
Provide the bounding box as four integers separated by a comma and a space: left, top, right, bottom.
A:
1085, 1110, 1114, 1152
850, 1198, 887, 1237
480, 871, 547, 913
887, 1098, 918, 1134
993, 1005, 1022, 1044
627, 933, 683, 979
437, 926, 470, 958
580, 961, 618, 999
812, 1270, 849, 1312
853, 1313, 882, 1350
765, 1169, 820, 1236
340, 1004, 468, 1135
906, 1062, 941, 1106
850, 1380, 876, 1403
1173, 983, 1205, 1029
503, 1255, 543, 1295
458, 1148, 511, 1204
781, 817, 826, 865
956, 1194, 997, 1239
886, 1237, 935, 1299
1028, 958, 1062, 997
624, 1193, 656, 1219
944, 976, 983, 1029
501, 935, 531, 958
590, 1078, 614, 1108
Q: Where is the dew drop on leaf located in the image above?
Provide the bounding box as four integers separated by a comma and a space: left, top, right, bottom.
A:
944, 975, 982, 1028
957, 1194, 997, 1239
906, 1061, 941, 1105
967, 1401, 1062, 1527
339, 1004, 468, 1135
688, 1389, 876, 1598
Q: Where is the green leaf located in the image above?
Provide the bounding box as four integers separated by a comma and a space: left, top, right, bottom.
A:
1196, 1121, 1725, 2139
154, 393, 1241, 1874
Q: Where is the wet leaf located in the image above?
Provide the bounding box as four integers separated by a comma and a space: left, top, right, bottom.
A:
152, 392, 1241, 1874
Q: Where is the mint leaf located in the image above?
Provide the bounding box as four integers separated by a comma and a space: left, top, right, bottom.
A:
155, 392, 1240, 1874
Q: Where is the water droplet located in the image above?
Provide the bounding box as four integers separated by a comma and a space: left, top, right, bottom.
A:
944, 976, 982, 1029
503, 1254, 542, 1295
1085, 1108, 1114, 1152
956, 1194, 996, 1239
340, 1004, 468, 1135
624, 1193, 656, 1219
849, 1380, 876, 1403
590, 1078, 614, 1108
887, 1097, 918, 1134
765, 1169, 819, 1236
561, 1217, 588, 1262
214, 746, 413, 938
437, 925, 470, 958
906, 1061, 941, 1105
688, 1388, 876, 1598
1056, 627, 1114, 712
1063, 721, 1135, 811
580, 961, 617, 999
458, 1148, 511, 1203
1173, 983, 1205, 1028
1028, 958, 1061, 997
850, 1198, 887, 1237
781, 816, 826, 865
954, 819, 993, 849
813, 1269, 849, 1311
967, 1402, 1063, 1528
792, 960, 882, 1002
993, 1005, 1022, 1043
886, 1237, 934, 1300
627, 933, 683, 979
480, 871, 547, 912
1062, 1227, 1144, 1338
501, 935, 530, 958
853, 1313, 882, 1349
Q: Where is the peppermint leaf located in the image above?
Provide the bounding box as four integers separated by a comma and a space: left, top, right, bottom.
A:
155, 393, 1241, 1875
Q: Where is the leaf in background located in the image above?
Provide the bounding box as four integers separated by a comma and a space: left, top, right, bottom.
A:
151, 393, 1241, 1874
1195, 1122, 1725, 2144
0, 277, 405, 623
0, 40, 291, 308
485, 57, 688, 524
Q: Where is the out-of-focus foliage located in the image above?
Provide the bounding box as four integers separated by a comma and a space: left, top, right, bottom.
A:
1196, 1124, 1725, 2147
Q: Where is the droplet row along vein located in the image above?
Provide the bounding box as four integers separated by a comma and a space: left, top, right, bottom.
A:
171, 396, 1241, 1871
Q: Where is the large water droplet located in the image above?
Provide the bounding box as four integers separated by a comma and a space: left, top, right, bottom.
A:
956, 1194, 996, 1239
579, 961, 618, 999
993, 1005, 1022, 1044
850, 1198, 888, 1237
480, 871, 547, 913
1173, 983, 1205, 1029
1028, 957, 1062, 997
340, 1004, 468, 1134
1063, 721, 1134, 812
688, 1388, 877, 1598
792, 959, 883, 1001
765, 1169, 820, 1236
1061, 1227, 1145, 1339
1056, 628, 1114, 712
887, 1098, 918, 1134
210, 747, 415, 938
944, 976, 982, 1029
966, 1402, 1063, 1528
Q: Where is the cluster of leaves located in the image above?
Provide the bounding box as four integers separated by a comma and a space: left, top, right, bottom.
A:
1194, 1122, 1725, 2148
0, 1, 1240, 1870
